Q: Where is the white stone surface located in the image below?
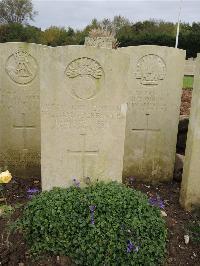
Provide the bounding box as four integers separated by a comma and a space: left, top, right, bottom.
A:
121, 46, 185, 181
180, 54, 200, 210
0, 42, 187, 187
0, 43, 41, 176
184, 58, 196, 76
40, 46, 129, 190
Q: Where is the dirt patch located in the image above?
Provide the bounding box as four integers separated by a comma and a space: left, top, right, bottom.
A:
180, 89, 193, 116
126, 179, 200, 266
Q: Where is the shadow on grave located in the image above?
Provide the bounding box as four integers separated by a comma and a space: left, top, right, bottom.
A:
174, 115, 189, 182
0, 149, 41, 178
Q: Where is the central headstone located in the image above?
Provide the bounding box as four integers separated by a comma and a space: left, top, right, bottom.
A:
40, 46, 129, 190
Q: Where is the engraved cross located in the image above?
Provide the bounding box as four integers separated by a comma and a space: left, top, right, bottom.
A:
67, 134, 99, 179
13, 113, 35, 151
132, 113, 160, 156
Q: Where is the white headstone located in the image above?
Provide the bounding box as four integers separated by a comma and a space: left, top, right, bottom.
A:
121, 46, 185, 181
0, 43, 41, 176
180, 54, 200, 210
184, 58, 196, 76
40, 46, 129, 190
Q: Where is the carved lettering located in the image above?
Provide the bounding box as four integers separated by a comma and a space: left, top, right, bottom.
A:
128, 89, 167, 111
42, 104, 122, 131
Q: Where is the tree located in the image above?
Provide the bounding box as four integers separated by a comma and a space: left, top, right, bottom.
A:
0, 0, 38, 24
112, 15, 131, 33
40, 26, 77, 46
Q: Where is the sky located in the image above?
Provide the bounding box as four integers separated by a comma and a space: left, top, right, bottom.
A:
32, 0, 200, 30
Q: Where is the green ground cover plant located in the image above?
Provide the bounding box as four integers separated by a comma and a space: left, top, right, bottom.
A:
188, 222, 200, 243
15, 182, 167, 266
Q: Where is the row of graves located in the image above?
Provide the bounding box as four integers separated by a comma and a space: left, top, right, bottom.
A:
0, 40, 199, 211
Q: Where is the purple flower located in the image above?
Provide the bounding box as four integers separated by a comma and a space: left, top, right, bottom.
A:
148, 195, 164, 209
72, 178, 80, 188
127, 240, 134, 253
27, 188, 40, 199
89, 205, 96, 212
89, 205, 96, 225
127, 240, 139, 253
27, 188, 39, 194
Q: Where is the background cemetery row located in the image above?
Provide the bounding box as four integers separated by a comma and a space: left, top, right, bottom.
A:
0, 42, 199, 211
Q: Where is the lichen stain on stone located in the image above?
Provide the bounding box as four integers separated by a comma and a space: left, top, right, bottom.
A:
123, 157, 172, 183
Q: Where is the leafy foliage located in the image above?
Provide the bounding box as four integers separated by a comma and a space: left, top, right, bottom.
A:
186, 208, 200, 244
0, 204, 14, 217
0, 0, 38, 24
0, 11, 200, 57
188, 221, 200, 243
16, 182, 167, 265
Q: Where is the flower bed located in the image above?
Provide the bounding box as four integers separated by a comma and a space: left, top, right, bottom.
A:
15, 182, 167, 265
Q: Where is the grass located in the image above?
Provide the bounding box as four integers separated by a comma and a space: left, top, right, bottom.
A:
183, 76, 194, 89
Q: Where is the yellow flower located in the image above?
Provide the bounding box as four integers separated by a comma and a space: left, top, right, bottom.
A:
0, 170, 12, 184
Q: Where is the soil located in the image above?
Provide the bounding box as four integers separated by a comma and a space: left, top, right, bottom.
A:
128, 181, 200, 266
0, 89, 199, 266
180, 89, 193, 116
